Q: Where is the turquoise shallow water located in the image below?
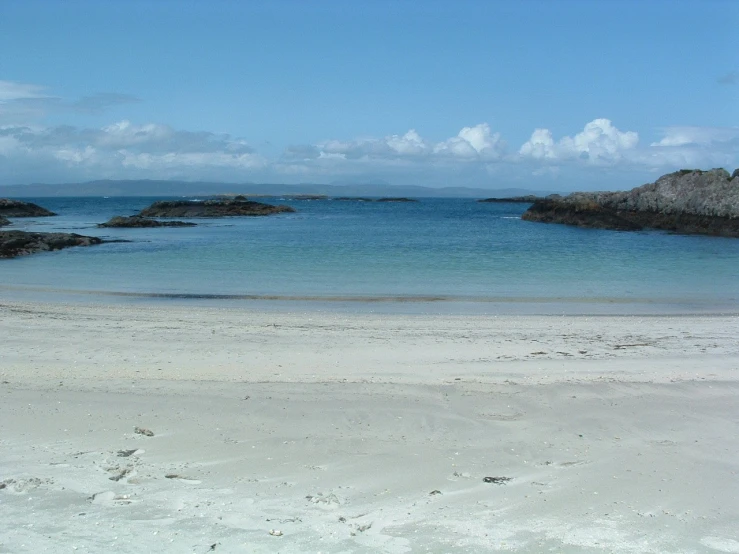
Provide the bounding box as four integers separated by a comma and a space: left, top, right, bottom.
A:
2, 196, 739, 313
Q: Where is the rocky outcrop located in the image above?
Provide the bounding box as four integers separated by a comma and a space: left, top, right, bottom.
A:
139, 199, 295, 218
0, 231, 103, 258
375, 197, 418, 202
0, 198, 56, 217
478, 195, 542, 203
522, 169, 739, 237
98, 215, 197, 228
0, 216, 9, 227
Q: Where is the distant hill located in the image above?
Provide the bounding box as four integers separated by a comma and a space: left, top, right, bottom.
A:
0, 179, 552, 199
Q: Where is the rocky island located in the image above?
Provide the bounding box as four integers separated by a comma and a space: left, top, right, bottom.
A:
98, 215, 196, 228
334, 197, 374, 202
139, 198, 295, 218
522, 168, 739, 237
0, 198, 56, 217
478, 195, 541, 203
0, 231, 103, 259
375, 197, 418, 202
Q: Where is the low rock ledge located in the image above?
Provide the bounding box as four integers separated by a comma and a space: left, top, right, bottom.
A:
0, 198, 56, 217
0, 231, 103, 258
98, 215, 197, 228
139, 199, 295, 218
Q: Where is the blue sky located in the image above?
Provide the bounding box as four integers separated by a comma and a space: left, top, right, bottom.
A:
0, 0, 737, 191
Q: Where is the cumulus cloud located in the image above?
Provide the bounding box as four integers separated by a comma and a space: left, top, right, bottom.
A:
637, 126, 739, 170
1, 80, 736, 188
650, 126, 739, 147
313, 123, 505, 163
519, 119, 639, 163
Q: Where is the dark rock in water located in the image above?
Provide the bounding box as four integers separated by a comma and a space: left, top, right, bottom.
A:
0, 216, 9, 227
98, 215, 197, 228
375, 197, 418, 202
139, 198, 295, 218
0, 198, 56, 217
478, 195, 541, 203
334, 197, 374, 202
522, 168, 739, 237
0, 231, 103, 258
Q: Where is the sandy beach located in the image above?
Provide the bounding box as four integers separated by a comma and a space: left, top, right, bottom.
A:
1, 300, 738, 553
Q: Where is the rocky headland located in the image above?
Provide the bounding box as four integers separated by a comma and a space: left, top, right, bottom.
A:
0, 198, 56, 217
139, 198, 295, 218
522, 168, 739, 237
0, 231, 103, 259
478, 195, 541, 203
98, 215, 197, 228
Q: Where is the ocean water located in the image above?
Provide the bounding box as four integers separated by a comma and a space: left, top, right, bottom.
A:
2, 196, 739, 313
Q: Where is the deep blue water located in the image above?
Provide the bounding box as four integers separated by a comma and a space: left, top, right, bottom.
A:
2, 196, 739, 312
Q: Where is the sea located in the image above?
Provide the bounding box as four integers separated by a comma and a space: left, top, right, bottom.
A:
2, 196, 739, 314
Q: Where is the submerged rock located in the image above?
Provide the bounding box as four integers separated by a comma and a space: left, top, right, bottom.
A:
139, 198, 295, 218
98, 215, 197, 228
0, 198, 56, 217
522, 169, 739, 237
0, 231, 103, 258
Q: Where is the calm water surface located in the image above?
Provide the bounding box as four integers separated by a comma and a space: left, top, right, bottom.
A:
2, 196, 738, 313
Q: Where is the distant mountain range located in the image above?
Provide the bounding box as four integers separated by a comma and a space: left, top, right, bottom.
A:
0, 179, 552, 199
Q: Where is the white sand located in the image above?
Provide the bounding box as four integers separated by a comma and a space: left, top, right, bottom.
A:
1, 300, 738, 553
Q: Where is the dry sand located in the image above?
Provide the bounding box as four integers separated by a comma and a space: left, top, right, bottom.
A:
1, 300, 738, 553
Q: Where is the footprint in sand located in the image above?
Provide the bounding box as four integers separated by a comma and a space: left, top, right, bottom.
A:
701, 537, 739, 553
89, 491, 136, 506
165, 474, 202, 484
0, 477, 52, 494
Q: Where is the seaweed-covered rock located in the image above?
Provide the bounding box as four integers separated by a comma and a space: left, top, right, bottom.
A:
0, 198, 56, 217
0, 231, 103, 258
139, 199, 295, 218
522, 169, 739, 237
98, 215, 197, 228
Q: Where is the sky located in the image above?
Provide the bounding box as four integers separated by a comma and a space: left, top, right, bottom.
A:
0, 0, 737, 191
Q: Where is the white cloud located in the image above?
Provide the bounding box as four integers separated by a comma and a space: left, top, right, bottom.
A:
0, 80, 49, 102
1, 82, 736, 189
650, 126, 739, 147
0, 80, 138, 124
434, 123, 505, 159
520, 119, 639, 163
315, 123, 505, 163
386, 130, 429, 156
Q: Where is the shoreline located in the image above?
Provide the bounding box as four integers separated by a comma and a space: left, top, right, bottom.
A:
2, 300, 738, 552
2, 286, 738, 316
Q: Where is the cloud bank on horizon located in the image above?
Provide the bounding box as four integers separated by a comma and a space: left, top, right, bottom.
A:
1, 0, 737, 192
2, 79, 737, 191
